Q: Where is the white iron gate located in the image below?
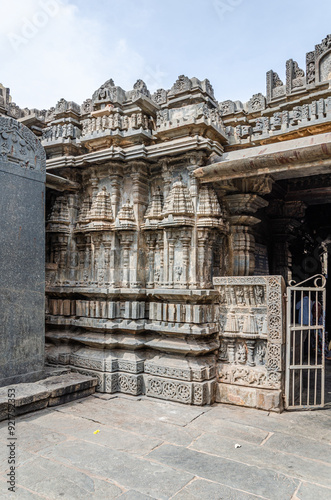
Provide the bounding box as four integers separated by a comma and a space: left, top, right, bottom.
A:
285, 274, 326, 409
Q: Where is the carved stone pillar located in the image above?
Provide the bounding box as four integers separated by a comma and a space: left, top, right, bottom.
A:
225, 194, 268, 276
246, 340, 256, 367
267, 201, 305, 283
197, 229, 209, 288
90, 174, 99, 200
109, 240, 117, 288
226, 339, 236, 364
76, 236, 86, 284
57, 234, 69, 283
188, 156, 204, 288
91, 234, 102, 285
180, 231, 191, 289
161, 160, 172, 201
103, 238, 112, 286
230, 223, 256, 276
109, 174, 122, 219
167, 232, 176, 288
156, 232, 164, 286
187, 164, 199, 212
146, 233, 156, 288
119, 232, 134, 288
84, 235, 91, 283
130, 162, 149, 222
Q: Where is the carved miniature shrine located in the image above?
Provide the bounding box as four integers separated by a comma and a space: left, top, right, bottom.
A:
2, 35, 331, 411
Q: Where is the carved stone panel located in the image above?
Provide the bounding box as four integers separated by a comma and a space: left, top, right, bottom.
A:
213, 276, 285, 404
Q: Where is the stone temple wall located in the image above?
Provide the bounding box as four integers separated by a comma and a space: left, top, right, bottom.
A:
45, 159, 228, 406
0, 116, 46, 386
3, 35, 331, 410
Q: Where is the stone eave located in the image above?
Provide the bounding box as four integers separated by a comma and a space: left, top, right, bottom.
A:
195, 131, 331, 182
46, 172, 79, 191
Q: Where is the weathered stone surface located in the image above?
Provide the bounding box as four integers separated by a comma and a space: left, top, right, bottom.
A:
10, 456, 123, 499
118, 491, 156, 500
296, 482, 331, 500
0, 397, 330, 498
190, 433, 331, 489
263, 431, 331, 464
10, 420, 67, 453
24, 410, 163, 456
55, 396, 203, 446
42, 440, 194, 499
0, 373, 97, 420
189, 416, 269, 445
147, 444, 299, 499
0, 116, 46, 386
172, 478, 262, 500
3, 34, 331, 411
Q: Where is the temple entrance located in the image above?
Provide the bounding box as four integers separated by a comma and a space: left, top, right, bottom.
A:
286, 202, 331, 408
285, 275, 326, 409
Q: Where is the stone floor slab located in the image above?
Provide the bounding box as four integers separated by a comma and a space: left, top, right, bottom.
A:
0, 397, 330, 499
171, 478, 266, 500
264, 431, 331, 464
3, 421, 68, 453
189, 405, 331, 443
0, 444, 35, 476
296, 481, 331, 500
147, 444, 299, 500
189, 417, 269, 445
41, 440, 194, 499
22, 411, 162, 457
190, 433, 331, 488
56, 398, 202, 447
4, 455, 123, 499
0, 478, 45, 499
118, 490, 157, 499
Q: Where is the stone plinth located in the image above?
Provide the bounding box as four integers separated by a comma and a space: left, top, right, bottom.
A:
0, 116, 46, 386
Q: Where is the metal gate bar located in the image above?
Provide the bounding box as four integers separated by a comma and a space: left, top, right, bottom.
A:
285, 275, 326, 410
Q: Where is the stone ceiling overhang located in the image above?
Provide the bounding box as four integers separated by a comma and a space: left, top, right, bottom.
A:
195, 132, 331, 183
46, 172, 79, 191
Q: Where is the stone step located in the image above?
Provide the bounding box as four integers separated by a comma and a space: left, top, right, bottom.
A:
0, 373, 98, 421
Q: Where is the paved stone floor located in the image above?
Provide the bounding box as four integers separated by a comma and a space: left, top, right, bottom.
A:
0, 394, 330, 499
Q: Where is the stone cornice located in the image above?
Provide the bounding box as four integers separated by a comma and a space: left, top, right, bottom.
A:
195, 131, 331, 183
46, 136, 223, 171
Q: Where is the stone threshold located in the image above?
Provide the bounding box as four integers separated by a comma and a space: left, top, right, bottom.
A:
0, 371, 98, 421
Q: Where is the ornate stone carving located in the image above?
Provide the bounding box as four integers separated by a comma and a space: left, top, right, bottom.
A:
170, 75, 192, 95
161, 176, 194, 226
130, 79, 151, 100
306, 51, 316, 85
286, 59, 305, 94
219, 100, 236, 115
266, 70, 285, 102
146, 376, 193, 403
214, 276, 285, 392
0, 116, 46, 172
38, 37, 331, 412
247, 93, 266, 113
92, 79, 115, 102
152, 88, 168, 105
